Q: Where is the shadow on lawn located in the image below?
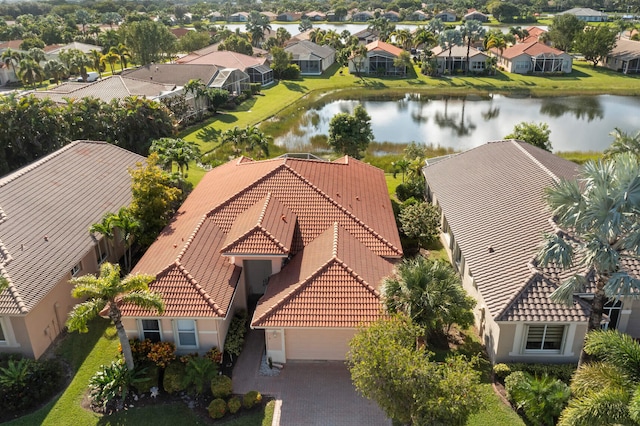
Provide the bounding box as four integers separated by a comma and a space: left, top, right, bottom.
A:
283, 81, 308, 92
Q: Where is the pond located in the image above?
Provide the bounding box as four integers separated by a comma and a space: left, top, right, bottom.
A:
271, 94, 640, 153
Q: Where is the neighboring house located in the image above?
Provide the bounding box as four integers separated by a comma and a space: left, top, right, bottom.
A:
326, 10, 346, 22
209, 12, 225, 21
277, 12, 302, 22
603, 38, 640, 74
352, 11, 375, 22
349, 40, 406, 76
353, 28, 379, 45
410, 10, 430, 21
435, 10, 457, 22
0, 141, 143, 359
303, 11, 326, 21
422, 140, 640, 364
521, 26, 548, 44
464, 9, 488, 22
558, 7, 608, 22
120, 156, 402, 363
490, 42, 573, 74
431, 45, 489, 74
287, 29, 313, 45
210, 68, 250, 94
177, 51, 274, 86
284, 40, 336, 75
28, 75, 180, 104
170, 27, 194, 39
122, 63, 219, 86
46, 41, 102, 56
382, 11, 401, 22
260, 11, 278, 21
229, 12, 250, 22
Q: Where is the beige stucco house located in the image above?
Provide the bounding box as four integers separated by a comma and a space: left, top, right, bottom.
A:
431, 45, 489, 74
349, 40, 407, 76
490, 42, 573, 74
0, 141, 143, 359
121, 156, 402, 362
603, 38, 640, 74
423, 141, 640, 364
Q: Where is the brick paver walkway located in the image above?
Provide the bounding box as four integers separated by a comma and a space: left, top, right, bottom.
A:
233, 329, 391, 426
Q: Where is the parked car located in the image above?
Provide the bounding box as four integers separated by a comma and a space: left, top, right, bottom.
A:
77, 72, 100, 82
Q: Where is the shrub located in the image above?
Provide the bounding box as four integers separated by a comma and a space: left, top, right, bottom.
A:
129, 339, 154, 365
205, 347, 223, 364
211, 374, 233, 399
163, 361, 186, 394
506, 363, 577, 384
395, 179, 424, 202
506, 372, 570, 426
88, 360, 147, 410
183, 357, 218, 395
398, 202, 440, 248
147, 341, 176, 368
228, 396, 241, 414
249, 83, 261, 95
493, 363, 512, 381
504, 371, 527, 402
208, 398, 227, 419
281, 64, 300, 80
135, 364, 159, 394
0, 357, 63, 415
243, 390, 262, 409
225, 310, 248, 359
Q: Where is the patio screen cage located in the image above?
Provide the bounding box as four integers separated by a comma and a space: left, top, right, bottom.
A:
531, 54, 565, 73
210, 68, 250, 95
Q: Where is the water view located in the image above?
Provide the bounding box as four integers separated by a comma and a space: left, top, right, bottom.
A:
273, 94, 640, 153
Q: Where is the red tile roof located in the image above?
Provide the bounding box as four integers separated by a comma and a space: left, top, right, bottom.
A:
365, 40, 403, 57
252, 223, 394, 328
127, 156, 401, 320
497, 41, 566, 59
177, 51, 267, 69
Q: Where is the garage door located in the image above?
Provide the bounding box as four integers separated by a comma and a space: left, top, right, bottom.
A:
285, 328, 356, 361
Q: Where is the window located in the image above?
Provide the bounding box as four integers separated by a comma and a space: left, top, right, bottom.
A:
140, 319, 161, 342
602, 299, 623, 330
71, 262, 82, 277
94, 238, 108, 264
525, 325, 565, 352
0, 320, 5, 343
176, 319, 198, 348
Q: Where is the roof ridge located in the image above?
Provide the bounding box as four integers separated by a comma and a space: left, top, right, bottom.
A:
495, 269, 541, 320
175, 261, 225, 316
510, 140, 560, 183
0, 141, 106, 189
333, 256, 381, 297
177, 214, 209, 261
0, 265, 27, 314
256, 192, 271, 227
283, 165, 403, 256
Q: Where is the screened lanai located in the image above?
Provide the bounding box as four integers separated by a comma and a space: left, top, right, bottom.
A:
210, 68, 250, 95
531, 53, 565, 73
246, 64, 274, 86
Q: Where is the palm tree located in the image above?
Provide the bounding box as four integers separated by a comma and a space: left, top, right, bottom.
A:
485, 32, 507, 56
2, 48, 22, 81
69, 50, 92, 81
184, 78, 206, 118
413, 26, 437, 49
90, 212, 115, 253
438, 29, 463, 74
43, 60, 67, 85
67, 262, 163, 370
558, 330, 640, 425
27, 47, 45, 64
89, 49, 102, 77
110, 44, 130, 72
350, 44, 368, 81
461, 20, 485, 74
219, 126, 246, 155
391, 28, 412, 50
509, 373, 570, 426
244, 126, 270, 158
109, 207, 139, 273
427, 17, 445, 35
309, 28, 325, 44
88, 24, 101, 45
509, 26, 530, 42
536, 153, 640, 364
603, 127, 640, 159
101, 51, 119, 75
150, 137, 201, 176
17, 58, 45, 88
382, 257, 475, 342
246, 12, 271, 47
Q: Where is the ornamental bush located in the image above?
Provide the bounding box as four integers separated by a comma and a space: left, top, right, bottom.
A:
505, 363, 576, 384
243, 390, 262, 409
224, 311, 248, 359
147, 341, 176, 368
0, 357, 63, 416
228, 396, 242, 414
493, 363, 512, 381
163, 361, 186, 394
208, 398, 227, 419
211, 374, 233, 399
135, 364, 159, 394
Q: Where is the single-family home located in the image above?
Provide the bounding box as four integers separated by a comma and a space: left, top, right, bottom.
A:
284, 40, 336, 75
410, 10, 430, 21
382, 11, 401, 22
464, 9, 488, 22
177, 51, 274, 86
349, 40, 407, 76
431, 45, 489, 74
521, 26, 549, 44
558, 7, 608, 22
422, 140, 639, 364
0, 141, 143, 359
435, 10, 457, 22
120, 156, 402, 363
303, 11, 326, 21
45, 41, 102, 56
352, 11, 375, 22
603, 38, 640, 74
490, 42, 573, 74
277, 12, 302, 22
260, 11, 278, 22
122, 63, 219, 86
209, 12, 225, 22
229, 12, 250, 22
352, 28, 379, 45
326, 10, 346, 22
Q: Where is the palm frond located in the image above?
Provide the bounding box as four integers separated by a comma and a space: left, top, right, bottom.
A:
549, 275, 587, 305
584, 330, 640, 382
605, 273, 640, 303
544, 179, 584, 228
570, 362, 629, 397
628, 384, 640, 423
121, 274, 155, 293
536, 233, 574, 269
119, 291, 164, 315
69, 277, 103, 299
558, 387, 633, 426
66, 300, 106, 333
583, 235, 620, 273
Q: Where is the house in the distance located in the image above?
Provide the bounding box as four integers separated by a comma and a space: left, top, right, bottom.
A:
558, 7, 608, 22
178, 51, 274, 86
0, 141, 143, 359
120, 155, 402, 363
435, 10, 457, 22
423, 141, 640, 364
603, 38, 640, 74
463, 9, 488, 22
285, 40, 336, 75
431, 45, 489, 74
349, 40, 407, 76
490, 42, 573, 74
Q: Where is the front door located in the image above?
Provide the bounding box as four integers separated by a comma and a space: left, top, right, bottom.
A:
243, 259, 272, 297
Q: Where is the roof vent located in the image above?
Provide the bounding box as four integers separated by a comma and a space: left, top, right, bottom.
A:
281, 214, 287, 223
44, 235, 49, 241
487, 245, 494, 253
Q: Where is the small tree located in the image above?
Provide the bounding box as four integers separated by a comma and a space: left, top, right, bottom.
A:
206, 88, 229, 113
548, 14, 585, 52
327, 104, 373, 159
270, 46, 293, 79
67, 262, 163, 370
398, 202, 440, 248
505, 121, 552, 151
574, 26, 618, 68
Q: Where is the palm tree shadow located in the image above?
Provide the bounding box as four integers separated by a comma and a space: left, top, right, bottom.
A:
283, 81, 308, 92
196, 126, 221, 143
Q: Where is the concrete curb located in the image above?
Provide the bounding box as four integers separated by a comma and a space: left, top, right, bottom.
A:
271, 399, 282, 426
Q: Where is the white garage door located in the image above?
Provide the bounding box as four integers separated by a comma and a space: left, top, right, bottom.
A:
285, 328, 356, 361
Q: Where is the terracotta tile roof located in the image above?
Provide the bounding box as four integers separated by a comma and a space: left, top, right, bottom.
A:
365, 40, 403, 57
220, 193, 297, 255
497, 42, 566, 59
0, 141, 143, 315
251, 223, 394, 328
177, 51, 268, 69
423, 140, 583, 322
0, 40, 23, 50
130, 156, 401, 320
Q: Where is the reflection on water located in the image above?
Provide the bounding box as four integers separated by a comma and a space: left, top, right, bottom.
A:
272, 94, 640, 153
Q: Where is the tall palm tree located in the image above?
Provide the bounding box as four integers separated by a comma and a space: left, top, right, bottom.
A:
244, 126, 270, 158
1, 48, 22, 80
438, 29, 462, 74
150, 137, 201, 176
88, 24, 101, 44
109, 207, 139, 273
382, 257, 475, 341
427, 17, 445, 35
558, 330, 640, 425
43, 59, 67, 85
101, 51, 119, 75
413, 26, 437, 49
110, 44, 130, 72
485, 32, 507, 56
17, 58, 45, 88
536, 153, 640, 364
309, 28, 325, 44
67, 262, 163, 370
509, 26, 530, 42
90, 212, 115, 253
184, 78, 206, 118
603, 127, 640, 159
246, 11, 271, 47
70, 51, 92, 82
391, 28, 412, 50
89, 49, 103, 77
461, 20, 485, 74
27, 47, 45, 64
219, 126, 246, 155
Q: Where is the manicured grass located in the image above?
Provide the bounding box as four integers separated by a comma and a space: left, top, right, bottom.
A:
467, 384, 525, 426
385, 173, 403, 199
557, 150, 603, 164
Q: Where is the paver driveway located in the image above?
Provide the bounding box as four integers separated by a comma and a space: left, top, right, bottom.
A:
233, 330, 391, 426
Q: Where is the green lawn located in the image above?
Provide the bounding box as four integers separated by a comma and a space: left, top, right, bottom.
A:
6, 320, 272, 426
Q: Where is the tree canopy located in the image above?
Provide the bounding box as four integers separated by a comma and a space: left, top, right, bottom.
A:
505, 121, 552, 151
327, 104, 373, 159
548, 14, 585, 52
575, 26, 618, 67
